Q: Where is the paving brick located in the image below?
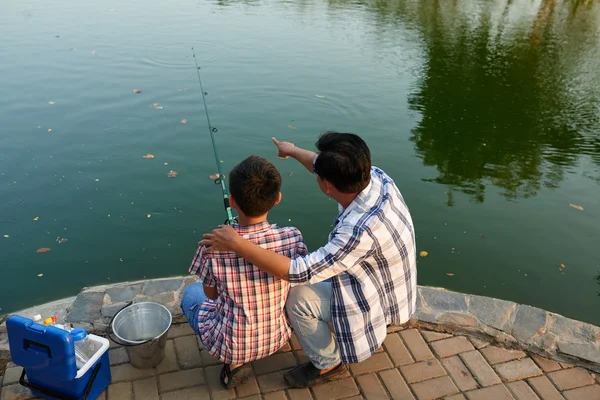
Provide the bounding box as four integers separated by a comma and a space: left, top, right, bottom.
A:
459, 350, 502, 387
312, 377, 360, 400
2, 367, 22, 386
276, 342, 292, 353
239, 396, 261, 400
156, 339, 180, 373
356, 373, 388, 399
445, 395, 467, 400
108, 382, 132, 400
109, 347, 129, 365
507, 381, 540, 400
290, 335, 302, 351
560, 362, 574, 369
133, 377, 159, 400
167, 323, 196, 339
263, 391, 288, 400
0, 384, 36, 400
383, 333, 414, 366
530, 355, 562, 373
205, 365, 236, 399
430, 337, 475, 358
158, 368, 205, 392
236, 371, 260, 398
469, 338, 489, 349
350, 352, 393, 375
257, 370, 292, 392
410, 376, 459, 400
200, 349, 222, 366
480, 347, 526, 365
252, 352, 297, 375
441, 356, 478, 391
379, 368, 415, 399
110, 363, 156, 382
160, 386, 211, 400
287, 388, 313, 400
494, 358, 542, 382
563, 385, 600, 400
174, 335, 202, 369
464, 384, 514, 400
527, 376, 564, 400
400, 359, 447, 383
548, 368, 595, 391
401, 329, 435, 361
421, 331, 453, 342
375, 346, 384, 353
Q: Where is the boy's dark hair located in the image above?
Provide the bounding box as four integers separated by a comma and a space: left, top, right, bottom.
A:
229, 156, 282, 217
314, 132, 371, 193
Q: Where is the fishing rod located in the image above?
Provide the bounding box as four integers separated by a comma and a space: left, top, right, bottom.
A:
191, 48, 236, 224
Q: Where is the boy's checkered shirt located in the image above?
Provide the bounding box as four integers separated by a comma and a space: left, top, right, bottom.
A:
189, 221, 307, 364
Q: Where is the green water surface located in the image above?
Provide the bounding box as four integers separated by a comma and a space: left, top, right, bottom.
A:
1, 0, 599, 324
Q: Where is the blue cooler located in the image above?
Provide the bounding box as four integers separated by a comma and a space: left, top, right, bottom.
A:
6, 315, 111, 400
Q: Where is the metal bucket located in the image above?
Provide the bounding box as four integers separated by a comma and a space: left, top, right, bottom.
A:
110, 302, 172, 369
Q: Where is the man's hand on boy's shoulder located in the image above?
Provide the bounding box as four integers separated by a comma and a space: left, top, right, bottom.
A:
199, 225, 241, 253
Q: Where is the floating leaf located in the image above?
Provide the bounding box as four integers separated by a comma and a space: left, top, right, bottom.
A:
560, 263, 566, 268
142, 154, 155, 159
419, 251, 428, 257
180, 119, 188, 124
177, 89, 182, 92
152, 103, 160, 107
451, 247, 455, 251
38, 274, 44, 277
3, 235, 8, 238
56, 237, 67, 244
91, 50, 96, 55
119, 258, 123, 262
164, 162, 168, 166
133, 89, 142, 94
447, 273, 455, 277
48, 101, 55, 105
48, 128, 52, 132
37, 126, 41, 128
288, 125, 296, 129
209, 173, 220, 180
147, 213, 151, 218
569, 204, 584, 211
315, 95, 326, 99
33, 216, 39, 221
36, 248, 51, 253
155, 106, 163, 110
71, 48, 76, 52
95, 178, 100, 182
168, 170, 178, 178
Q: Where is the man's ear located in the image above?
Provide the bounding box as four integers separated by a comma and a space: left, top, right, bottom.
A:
324, 180, 336, 195
274, 192, 282, 205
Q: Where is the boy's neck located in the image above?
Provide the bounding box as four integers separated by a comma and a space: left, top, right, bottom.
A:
237, 213, 268, 226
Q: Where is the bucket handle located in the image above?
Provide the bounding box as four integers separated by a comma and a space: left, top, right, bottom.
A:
19, 361, 102, 400
107, 301, 154, 347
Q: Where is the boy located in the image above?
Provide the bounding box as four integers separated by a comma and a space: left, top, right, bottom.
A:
181, 155, 307, 388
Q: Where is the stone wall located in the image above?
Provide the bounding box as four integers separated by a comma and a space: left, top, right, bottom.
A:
2, 276, 599, 374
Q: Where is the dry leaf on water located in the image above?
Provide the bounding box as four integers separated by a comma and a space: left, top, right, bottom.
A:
419, 251, 428, 257
91, 50, 97, 55
155, 106, 163, 110
48, 129, 52, 132
210, 173, 224, 180
315, 95, 326, 99
147, 214, 151, 218
3, 235, 8, 238
36, 248, 51, 253
133, 89, 142, 94
180, 119, 187, 124
152, 103, 160, 107
33, 216, 39, 221
37, 273, 43, 277
48, 101, 55, 105
142, 154, 155, 159
168, 170, 178, 178
288, 125, 296, 129
569, 204, 584, 211
447, 273, 455, 277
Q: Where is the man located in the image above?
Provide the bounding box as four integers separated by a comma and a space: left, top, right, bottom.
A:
200, 132, 417, 388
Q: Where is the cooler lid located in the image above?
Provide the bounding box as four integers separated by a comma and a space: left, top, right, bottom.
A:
6, 315, 77, 381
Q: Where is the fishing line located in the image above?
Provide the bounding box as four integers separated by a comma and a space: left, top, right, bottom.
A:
192, 48, 236, 224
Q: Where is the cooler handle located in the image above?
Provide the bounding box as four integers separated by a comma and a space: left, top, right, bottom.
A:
24, 339, 52, 358
19, 361, 102, 400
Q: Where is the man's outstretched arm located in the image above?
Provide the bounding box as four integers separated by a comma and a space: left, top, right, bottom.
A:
272, 137, 317, 173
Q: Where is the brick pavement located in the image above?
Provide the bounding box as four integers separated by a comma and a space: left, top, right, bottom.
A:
2, 324, 600, 399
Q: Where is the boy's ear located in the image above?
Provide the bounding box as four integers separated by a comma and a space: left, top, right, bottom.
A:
274, 192, 282, 205
229, 195, 238, 210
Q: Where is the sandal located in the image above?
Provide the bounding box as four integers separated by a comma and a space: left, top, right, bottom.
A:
220, 364, 249, 389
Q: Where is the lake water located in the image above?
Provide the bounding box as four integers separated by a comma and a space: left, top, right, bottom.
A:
1, 0, 599, 324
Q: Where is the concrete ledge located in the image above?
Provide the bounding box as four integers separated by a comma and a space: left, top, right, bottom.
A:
1, 277, 599, 374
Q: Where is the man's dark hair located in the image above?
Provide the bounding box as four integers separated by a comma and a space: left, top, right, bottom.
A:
229, 156, 282, 217
314, 132, 371, 193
